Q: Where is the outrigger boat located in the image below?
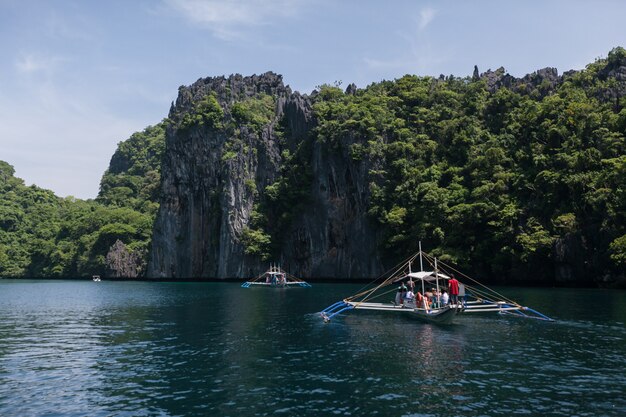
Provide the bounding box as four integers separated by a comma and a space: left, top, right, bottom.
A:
320, 243, 553, 324
241, 264, 311, 288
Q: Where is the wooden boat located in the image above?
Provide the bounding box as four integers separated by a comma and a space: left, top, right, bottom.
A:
320, 243, 553, 324
241, 264, 311, 288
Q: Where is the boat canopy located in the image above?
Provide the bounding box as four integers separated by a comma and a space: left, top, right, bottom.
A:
402, 271, 451, 281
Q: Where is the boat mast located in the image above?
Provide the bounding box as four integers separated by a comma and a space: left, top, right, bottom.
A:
435, 257, 440, 306
419, 241, 424, 271
419, 241, 425, 295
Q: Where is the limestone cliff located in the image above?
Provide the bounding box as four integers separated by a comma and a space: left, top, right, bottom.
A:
145, 49, 626, 285
146, 72, 383, 278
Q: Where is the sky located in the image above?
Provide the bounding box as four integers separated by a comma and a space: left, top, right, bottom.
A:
1, 0, 625, 200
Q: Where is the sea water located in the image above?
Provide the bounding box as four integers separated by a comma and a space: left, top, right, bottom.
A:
0, 280, 624, 416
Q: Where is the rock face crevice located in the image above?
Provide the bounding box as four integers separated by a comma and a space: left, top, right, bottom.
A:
147, 72, 383, 278
281, 136, 381, 278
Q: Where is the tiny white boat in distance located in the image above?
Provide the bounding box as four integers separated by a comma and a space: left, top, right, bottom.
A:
320, 242, 553, 324
241, 263, 311, 288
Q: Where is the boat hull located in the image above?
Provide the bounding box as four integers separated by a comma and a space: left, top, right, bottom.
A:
345, 301, 458, 325
405, 305, 457, 324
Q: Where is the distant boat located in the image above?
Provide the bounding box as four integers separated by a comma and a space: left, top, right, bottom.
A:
320, 242, 553, 324
92, 275, 101, 282
241, 264, 311, 288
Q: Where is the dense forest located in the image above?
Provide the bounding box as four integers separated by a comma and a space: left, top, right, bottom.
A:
0, 48, 624, 286
0, 125, 164, 278
308, 51, 626, 284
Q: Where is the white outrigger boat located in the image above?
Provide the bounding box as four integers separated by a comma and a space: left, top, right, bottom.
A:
241, 264, 311, 288
320, 244, 553, 324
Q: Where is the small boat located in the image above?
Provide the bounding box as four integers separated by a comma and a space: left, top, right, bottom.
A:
320, 243, 553, 324
92, 275, 101, 282
241, 264, 311, 288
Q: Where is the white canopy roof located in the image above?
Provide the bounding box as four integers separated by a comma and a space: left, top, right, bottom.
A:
405, 271, 451, 282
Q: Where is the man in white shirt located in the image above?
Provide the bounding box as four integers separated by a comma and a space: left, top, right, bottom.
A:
441, 290, 449, 306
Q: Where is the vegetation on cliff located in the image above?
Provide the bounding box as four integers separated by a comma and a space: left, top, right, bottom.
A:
1, 48, 625, 284
310, 47, 625, 281
0, 123, 165, 278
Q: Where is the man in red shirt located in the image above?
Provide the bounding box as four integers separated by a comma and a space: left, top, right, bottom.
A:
448, 274, 459, 305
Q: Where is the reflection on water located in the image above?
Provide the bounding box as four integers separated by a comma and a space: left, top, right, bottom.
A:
0, 280, 624, 416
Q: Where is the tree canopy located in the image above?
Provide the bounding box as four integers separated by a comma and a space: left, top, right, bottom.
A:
0, 123, 165, 278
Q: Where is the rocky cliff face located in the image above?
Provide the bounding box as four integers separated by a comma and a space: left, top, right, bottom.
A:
280, 122, 382, 278
477, 48, 626, 102
478, 66, 561, 96
146, 72, 383, 278
146, 51, 626, 283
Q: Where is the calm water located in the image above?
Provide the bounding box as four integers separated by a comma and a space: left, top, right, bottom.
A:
0, 280, 624, 417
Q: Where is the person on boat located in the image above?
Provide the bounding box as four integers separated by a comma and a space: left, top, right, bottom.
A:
431, 288, 441, 308
448, 274, 459, 305
415, 290, 424, 308
404, 288, 415, 307
407, 279, 415, 293
395, 283, 407, 305
395, 285, 402, 305
441, 290, 449, 306
425, 288, 434, 306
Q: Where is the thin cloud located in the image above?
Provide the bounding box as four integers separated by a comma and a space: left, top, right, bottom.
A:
44, 11, 95, 42
364, 9, 447, 77
418, 7, 436, 31
163, 0, 310, 40
15, 54, 47, 73
363, 50, 448, 75
363, 57, 407, 71
15, 53, 66, 74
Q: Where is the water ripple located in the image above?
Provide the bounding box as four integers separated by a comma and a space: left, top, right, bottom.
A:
0, 281, 625, 416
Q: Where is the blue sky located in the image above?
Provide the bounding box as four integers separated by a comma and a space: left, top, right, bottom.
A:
1, 0, 625, 199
